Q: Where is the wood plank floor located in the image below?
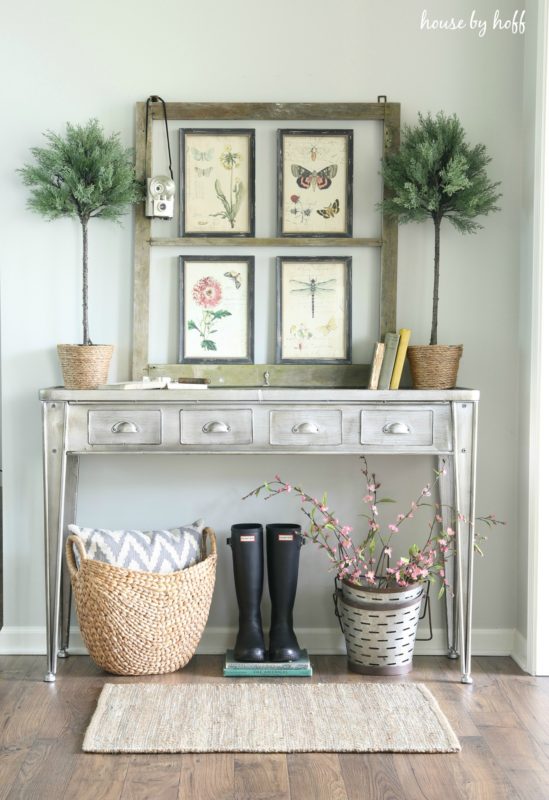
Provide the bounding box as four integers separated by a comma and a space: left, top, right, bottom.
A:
1, 654, 548, 800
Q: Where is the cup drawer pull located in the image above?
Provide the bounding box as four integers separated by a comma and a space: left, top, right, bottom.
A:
202, 421, 232, 434
382, 422, 411, 435
292, 421, 320, 434
111, 421, 140, 434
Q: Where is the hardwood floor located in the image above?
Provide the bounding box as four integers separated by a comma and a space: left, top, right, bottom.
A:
0, 654, 548, 799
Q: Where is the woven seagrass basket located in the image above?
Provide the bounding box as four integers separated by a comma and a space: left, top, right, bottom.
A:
407, 344, 463, 390
57, 344, 113, 389
66, 528, 217, 675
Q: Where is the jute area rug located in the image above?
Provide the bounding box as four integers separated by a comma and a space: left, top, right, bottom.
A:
83, 682, 460, 753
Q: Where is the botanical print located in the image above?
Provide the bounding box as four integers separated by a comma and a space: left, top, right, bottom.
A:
278, 130, 353, 236
277, 257, 351, 363
212, 146, 245, 229
188, 276, 231, 352
180, 130, 255, 236
179, 257, 254, 363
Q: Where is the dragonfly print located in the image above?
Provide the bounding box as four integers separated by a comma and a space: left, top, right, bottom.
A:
290, 277, 336, 318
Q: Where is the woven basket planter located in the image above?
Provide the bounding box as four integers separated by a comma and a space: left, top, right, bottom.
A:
407, 344, 463, 390
66, 528, 217, 675
335, 580, 424, 675
57, 344, 113, 389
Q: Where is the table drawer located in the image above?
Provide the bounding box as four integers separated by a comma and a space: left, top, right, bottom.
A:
270, 409, 342, 446
88, 409, 162, 445
360, 406, 450, 448
180, 408, 253, 445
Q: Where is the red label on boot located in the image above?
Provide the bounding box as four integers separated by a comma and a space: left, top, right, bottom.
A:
240, 535, 256, 542
278, 534, 294, 541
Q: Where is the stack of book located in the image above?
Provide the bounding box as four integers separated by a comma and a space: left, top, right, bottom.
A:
368, 328, 411, 390
223, 650, 313, 677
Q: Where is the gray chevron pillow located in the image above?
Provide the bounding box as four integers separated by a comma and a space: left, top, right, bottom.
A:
68, 519, 205, 574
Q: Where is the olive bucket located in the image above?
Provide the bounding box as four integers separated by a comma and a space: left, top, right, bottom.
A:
334, 579, 424, 675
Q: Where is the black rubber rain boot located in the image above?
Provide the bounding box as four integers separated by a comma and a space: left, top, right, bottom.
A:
227, 524, 266, 662
266, 524, 304, 662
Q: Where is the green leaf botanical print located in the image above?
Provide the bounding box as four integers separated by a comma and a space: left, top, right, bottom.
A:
210, 147, 244, 229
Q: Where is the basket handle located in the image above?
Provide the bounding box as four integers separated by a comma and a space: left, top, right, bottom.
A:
202, 527, 217, 559
66, 534, 86, 578
333, 582, 345, 634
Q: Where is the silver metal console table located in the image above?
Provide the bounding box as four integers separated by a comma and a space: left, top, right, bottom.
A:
40, 387, 479, 683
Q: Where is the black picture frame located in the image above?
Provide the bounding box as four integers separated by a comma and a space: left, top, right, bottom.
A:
277, 129, 353, 238
276, 256, 352, 364
179, 128, 255, 237
179, 256, 255, 364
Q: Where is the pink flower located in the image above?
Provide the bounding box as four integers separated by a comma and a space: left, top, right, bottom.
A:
285, 484, 292, 492
290, 194, 300, 204
363, 494, 374, 503
439, 569, 445, 577
421, 486, 431, 497
275, 473, 281, 482
341, 525, 353, 536
366, 570, 376, 584
193, 276, 222, 308
446, 527, 455, 537
388, 524, 399, 533
435, 514, 442, 523
397, 514, 405, 522
371, 505, 378, 516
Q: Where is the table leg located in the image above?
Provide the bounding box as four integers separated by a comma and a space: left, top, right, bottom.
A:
58, 454, 79, 658
439, 456, 459, 659
452, 401, 478, 684
42, 402, 67, 682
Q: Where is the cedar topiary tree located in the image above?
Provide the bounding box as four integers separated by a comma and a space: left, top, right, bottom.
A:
19, 119, 142, 345
380, 112, 501, 345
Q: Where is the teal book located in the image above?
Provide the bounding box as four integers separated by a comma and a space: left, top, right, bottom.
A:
377, 332, 400, 390
223, 649, 313, 677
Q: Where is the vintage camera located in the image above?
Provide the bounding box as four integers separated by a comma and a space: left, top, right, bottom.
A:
145, 175, 175, 219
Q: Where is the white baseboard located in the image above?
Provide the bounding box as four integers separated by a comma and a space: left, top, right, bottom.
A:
0, 625, 521, 659
511, 629, 529, 672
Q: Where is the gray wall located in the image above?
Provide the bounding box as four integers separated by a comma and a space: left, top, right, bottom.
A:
0, 0, 526, 653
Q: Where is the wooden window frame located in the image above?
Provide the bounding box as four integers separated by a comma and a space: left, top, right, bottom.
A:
132, 100, 400, 382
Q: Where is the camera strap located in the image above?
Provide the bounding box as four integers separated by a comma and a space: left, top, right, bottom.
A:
145, 95, 174, 180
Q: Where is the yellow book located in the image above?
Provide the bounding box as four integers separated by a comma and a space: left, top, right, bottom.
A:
389, 328, 411, 389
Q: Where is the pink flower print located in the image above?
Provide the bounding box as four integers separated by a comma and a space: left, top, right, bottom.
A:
193, 276, 222, 308
290, 194, 300, 204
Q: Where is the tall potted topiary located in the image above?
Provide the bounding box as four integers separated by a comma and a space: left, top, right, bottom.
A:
380, 112, 501, 389
19, 119, 142, 389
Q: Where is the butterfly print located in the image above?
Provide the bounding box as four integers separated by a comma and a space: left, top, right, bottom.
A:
318, 316, 337, 336
291, 163, 338, 191
224, 271, 242, 289
194, 166, 213, 177
317, 199, 340, 219
191, 147, 214, 161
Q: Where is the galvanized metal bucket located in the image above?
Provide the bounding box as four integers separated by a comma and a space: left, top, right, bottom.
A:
334, 579, 424, 675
